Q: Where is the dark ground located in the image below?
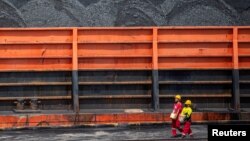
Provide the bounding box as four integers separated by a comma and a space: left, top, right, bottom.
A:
0, 125, 208, 141
0, 0, 250, 27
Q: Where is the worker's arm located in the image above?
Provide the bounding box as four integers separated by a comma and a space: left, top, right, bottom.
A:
185, 108, 192, 118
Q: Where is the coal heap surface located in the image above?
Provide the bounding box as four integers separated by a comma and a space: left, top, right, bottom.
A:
0, 0, 26, 27
20, 0, 87, 27
0, 0, 250, 27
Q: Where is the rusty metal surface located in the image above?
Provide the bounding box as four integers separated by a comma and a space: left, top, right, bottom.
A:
0, 111, 249, 130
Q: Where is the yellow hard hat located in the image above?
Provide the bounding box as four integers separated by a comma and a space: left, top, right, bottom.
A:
185, 100, 192, 105
175, 95, 181, 100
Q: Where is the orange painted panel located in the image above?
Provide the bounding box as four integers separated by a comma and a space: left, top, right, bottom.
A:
238, 29, 250, 42
159, 57, 232, 69
28, 115, 73, 127
0, 116, 27, 128
152, 28, 158, 70
72, 28, 78, 71
0, 112, 245, 129
78, 58, 152, 70
233, 27, 239, 69
95, 114, 116, 123
158, 29, 233, 42
115, 113, 165, 122
239, 57, 250, 69
239, 43, 250, 56
0, 59, 72, 71
78, 43, 152, 57
0, 27, 249, 71
0, 30, 72, 44
0, 44, 72, 58
158, 43, 232, 57
78, 29, 152, 43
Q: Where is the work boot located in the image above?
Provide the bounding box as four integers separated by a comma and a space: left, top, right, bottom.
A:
177, 127, 183, 132
189, 133, 194, 138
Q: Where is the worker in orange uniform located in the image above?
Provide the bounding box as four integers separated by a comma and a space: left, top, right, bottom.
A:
170, 95, 183, 137
181, 100, 193, 138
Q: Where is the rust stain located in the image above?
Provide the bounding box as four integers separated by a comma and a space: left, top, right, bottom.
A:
36, 121, 50, 127
0, 112, 249, 129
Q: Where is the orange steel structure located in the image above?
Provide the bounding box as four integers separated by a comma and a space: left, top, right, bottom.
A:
0, 27, 249, 71
1, 112, 248, 129
0, 27, 250, 129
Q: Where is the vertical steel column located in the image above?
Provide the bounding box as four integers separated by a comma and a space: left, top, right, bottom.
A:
72, 28, 79, 113
232, 27, 240, 111
152, 28, 159, 111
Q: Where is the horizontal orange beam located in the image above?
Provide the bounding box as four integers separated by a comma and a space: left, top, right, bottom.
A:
78, 43, 152, 57
158, 29, 233, 43
0, 44, 72, 59
78, 29, 153, 43
158, 57, 232, 69
158, 43, 232, 57
78, 58, 152, 70
0, 59, 72, 71
0, 112, 248, 130
0, 27, 249, 71
0, 30, 72, 44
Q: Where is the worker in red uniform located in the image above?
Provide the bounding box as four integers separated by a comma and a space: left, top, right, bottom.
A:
170, 95, 183, 137
181, 100, 193, 138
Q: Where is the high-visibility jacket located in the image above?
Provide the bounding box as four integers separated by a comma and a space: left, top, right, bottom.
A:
172, 102, 182, 117
181, 106, 192, 122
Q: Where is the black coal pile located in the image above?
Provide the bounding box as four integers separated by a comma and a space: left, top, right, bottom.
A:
0, 0, 25, 27
115, 0, 166, 26
166, 0, 238, 26
0, 0, 249, 27
242, 10, 250, 25
7, 0, 29, 8
83, 0, 122, 26
20, 0, 87, 27
78, 0, 101, 7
